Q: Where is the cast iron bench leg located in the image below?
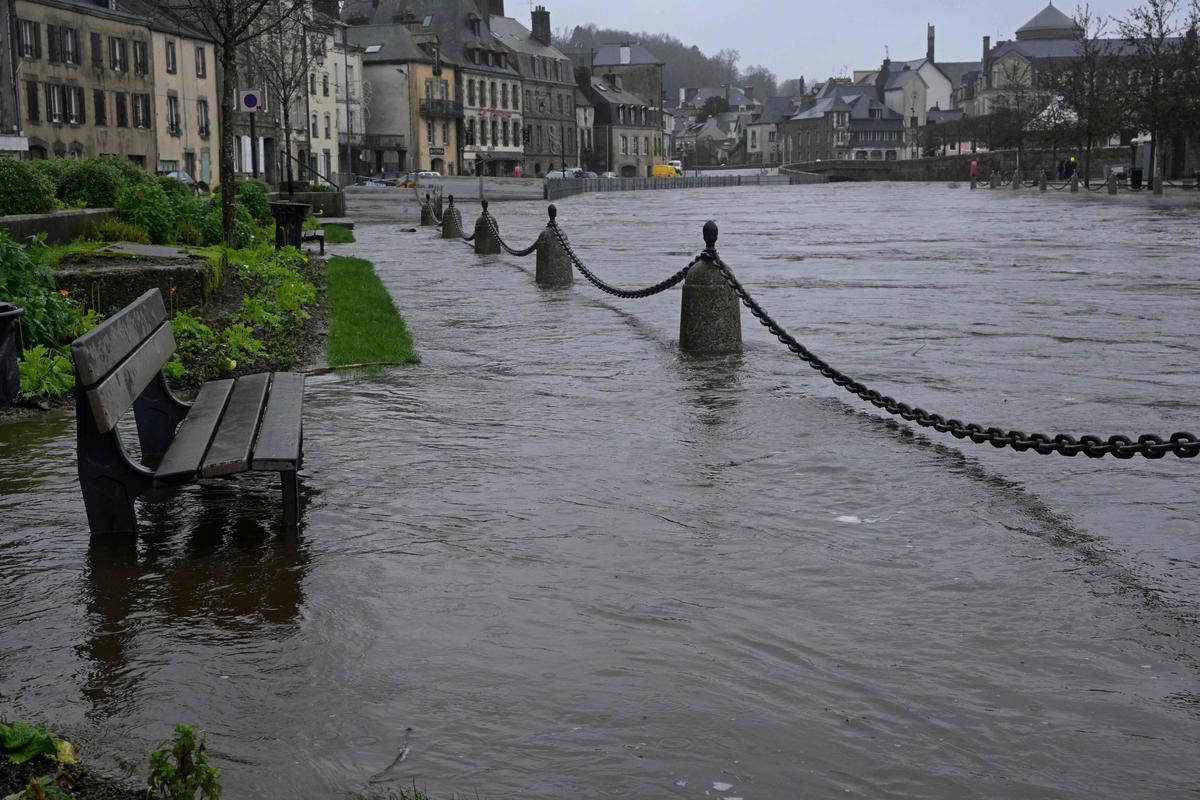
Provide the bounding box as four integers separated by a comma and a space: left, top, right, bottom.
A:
77, 404, 151, 535
281, 470, 299, 529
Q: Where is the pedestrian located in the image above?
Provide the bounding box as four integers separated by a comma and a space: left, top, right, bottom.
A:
969, 159, 978, 179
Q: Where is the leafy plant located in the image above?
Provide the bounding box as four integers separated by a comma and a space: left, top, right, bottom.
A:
162, 355, 186, 381
233, 180, 271, 225
2, 772, 71, 800
305, 183, 335, 193
0, 232, 75, 348
96, 217, 151, 245
57, 159, 125, 208
0, 158, 56, 215
116, 181, 176, 245
0, 721, 75, 766
219, 323, 265, 367
146, 725, 221, 800
66, 306, 104, 340
170, 312, 215, 354
17, 346, 75, 400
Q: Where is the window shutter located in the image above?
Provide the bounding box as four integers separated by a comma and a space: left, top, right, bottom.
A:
91, 32, 101, 66
73, 30, 81, 63
33, 23, 41, 59
77, 89, 85, 124
47, 25, 59, 63
45, 82, 52, 121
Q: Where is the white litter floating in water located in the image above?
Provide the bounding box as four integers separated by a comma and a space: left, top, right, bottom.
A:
672, 779, 687, 788
836, 515, 862, 524
712, 782, 734, 792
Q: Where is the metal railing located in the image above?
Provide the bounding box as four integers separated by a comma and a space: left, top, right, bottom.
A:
544, 172, 827, 201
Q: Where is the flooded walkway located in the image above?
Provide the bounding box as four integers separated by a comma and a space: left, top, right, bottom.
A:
2, 184, 1199, 799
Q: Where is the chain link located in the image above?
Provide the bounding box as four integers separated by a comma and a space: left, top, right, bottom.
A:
551, 221, 694, 299
705, 251, 1199, 460
484, 213, 540, 257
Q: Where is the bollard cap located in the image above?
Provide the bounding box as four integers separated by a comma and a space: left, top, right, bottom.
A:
482, 199, 489, 212
703, 220, 718, 253
425, 192, 430, 201
449, 195, 455, 206
548, 204, 557, 222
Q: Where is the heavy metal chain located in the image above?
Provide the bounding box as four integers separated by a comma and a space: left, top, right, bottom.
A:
551, 221, 694, 299
484, 213, 539, 257
704, 250, 1199, 459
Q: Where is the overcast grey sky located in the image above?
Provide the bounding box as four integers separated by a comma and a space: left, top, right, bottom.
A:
529, 0, 1147, 82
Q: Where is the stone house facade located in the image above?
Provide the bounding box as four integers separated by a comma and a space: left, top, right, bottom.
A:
577, 67, 660, 176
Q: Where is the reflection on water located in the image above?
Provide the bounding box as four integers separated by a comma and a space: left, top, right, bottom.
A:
2, 185, 1200, 799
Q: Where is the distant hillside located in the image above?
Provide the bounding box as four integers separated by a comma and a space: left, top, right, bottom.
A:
556, 24, 787, 104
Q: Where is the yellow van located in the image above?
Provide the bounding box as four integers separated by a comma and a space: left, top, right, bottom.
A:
651, 164, 681, 178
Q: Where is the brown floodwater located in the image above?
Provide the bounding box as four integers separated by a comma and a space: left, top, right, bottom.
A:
2, 184, 1199, 799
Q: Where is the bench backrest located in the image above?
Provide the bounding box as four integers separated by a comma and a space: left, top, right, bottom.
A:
71, 289, 176, 434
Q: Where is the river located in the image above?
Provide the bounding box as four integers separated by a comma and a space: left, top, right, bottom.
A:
1, 183, 1198, 799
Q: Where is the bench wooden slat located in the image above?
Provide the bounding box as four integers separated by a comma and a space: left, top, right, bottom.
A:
72, 289, 167, 387
200, 373, 270, 478
84, 323, 176, 434
155, 379, 235, 482
251, 373, 305, 471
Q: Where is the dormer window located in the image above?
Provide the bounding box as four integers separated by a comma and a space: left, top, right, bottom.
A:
486, 50, 494, 66
470, 18, 480, 36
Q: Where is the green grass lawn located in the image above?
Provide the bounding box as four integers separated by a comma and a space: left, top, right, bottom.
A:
323, 224, 356, 244
325, 256, 418, 367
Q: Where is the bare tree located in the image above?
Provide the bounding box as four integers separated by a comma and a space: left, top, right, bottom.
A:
1118, 0, 1188, 187
251, 2, 326, 195
991, 58, 1047, 176
740, 64, 779, 99
162, 0, 309, 246
1052, 5, 1119, 184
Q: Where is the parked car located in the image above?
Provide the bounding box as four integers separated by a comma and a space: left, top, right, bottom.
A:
582, 171, 599, 179
600, 171, 618, 179
161, 170, 201, 195
545, 167, 583, 180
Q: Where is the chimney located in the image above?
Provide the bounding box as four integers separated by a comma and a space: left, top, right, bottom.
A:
927, 24, 935, 63
619, 43, 631, 65
743, 85, 755, 102
875, 58, 891, 94
531, 5, 551, 46
982, 36, 991, 88
483, 0, 504, 17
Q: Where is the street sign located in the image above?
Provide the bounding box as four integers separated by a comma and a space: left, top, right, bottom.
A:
236, 89, 266, 113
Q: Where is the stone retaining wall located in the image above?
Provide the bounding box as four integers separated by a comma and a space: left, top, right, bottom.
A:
0, 208, 115, 245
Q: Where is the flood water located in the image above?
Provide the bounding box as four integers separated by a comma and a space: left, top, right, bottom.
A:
2, 184, 1199, 799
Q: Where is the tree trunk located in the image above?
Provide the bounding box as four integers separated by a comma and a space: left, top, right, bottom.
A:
1084, 134, 1093, 188
283, 103, 294, 197
220, 45, 238, 248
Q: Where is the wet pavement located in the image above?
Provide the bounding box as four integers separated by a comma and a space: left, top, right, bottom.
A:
2, 183, 1199, 799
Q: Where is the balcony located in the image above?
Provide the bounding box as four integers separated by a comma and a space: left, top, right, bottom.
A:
420, 98, 464, 118
366, 133, 406, 151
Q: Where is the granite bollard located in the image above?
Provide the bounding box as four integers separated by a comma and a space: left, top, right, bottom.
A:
680, 221, 741, 355
473, 200, 501, 255
420, 193, 435, 226
1070, 175, 1079, 193
1108, 173, 1118, 195
536, 205, 573, 287
441, 196, 463, 239
1040, 171, 1048, 191
1012, 170, 1021, 190
990, 171, 1000, 189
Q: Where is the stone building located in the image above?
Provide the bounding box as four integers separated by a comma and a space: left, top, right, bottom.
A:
576, 66, 660, 176
778, 78, 907, 163
298, 14, 364, 185
569, 42, 664, 115
121, 0, 219, 186
575, 87, 593, 168
14, 0, 158, 164
744, 96, 797, 165
490, 7, 575, 176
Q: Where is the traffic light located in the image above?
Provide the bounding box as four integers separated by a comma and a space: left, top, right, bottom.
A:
521, 127, 530, 146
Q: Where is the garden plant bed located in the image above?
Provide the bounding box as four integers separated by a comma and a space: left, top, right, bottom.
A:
56, 248, 214, 314
0, 756, 142, 800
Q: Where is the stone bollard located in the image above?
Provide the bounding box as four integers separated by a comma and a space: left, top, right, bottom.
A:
1153, 172, 1164, 196
1108, 173, 1118, 195
1040, 171, 1048, 192
535, 205, 573, 287
441, 195, 463, 239
473, 199, 501, 255
1070, 175, 1079, 193
1012, 170, 1021, 190
679, 221, 741, 355
990, 171, 1000, 189
420, 193, 435, 226
970, 175, 977, 190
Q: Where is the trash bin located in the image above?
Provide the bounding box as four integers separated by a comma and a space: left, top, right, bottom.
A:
269, 201, 312, 250
1130, 167, 1143, 190
0, 302, 25, 409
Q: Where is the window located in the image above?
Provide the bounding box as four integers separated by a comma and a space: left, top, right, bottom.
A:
64, 86, 84, 124
322, 149, 331, 177
768, 130, 776, 142
166, 41, 177, 74
311, 73, 317, 94
311, 113, 318, 137
558, 94, 563, 114
109, 37, 127, 72
322, 74, 329, 96
501, 84, 508, 109
536, 125, 542, 150
644, 136, 649, 156
18, 20, 40, 59
133, 93, 150, 128
93, 89, 106, 126
441, 121, 448, 145
25, 81, 38, 123
324, 113, 330, 138
115, 92, 128, 127
46, 84, 65, 124
56, 27, 80, 64
197, 99, 210, 136
424, 78, 433, 99
512, 86, 519, 110
632, 136, 638, 156
133, 40, 148, 75
513, 121, 520, 146
618, 105, 625, 124
467, 80, 475, 105
480, 119, 487, 145
751, 130, 758, 147
90, 32, 101, 66
167, 95, 180, 135
524, 90, 530, 110
620, 135, 628, 155
490, 81, 497, 109
466, 118, 475, 145
502, 123, 508, 146
426, 120, 434, 145
195, 45, 206, 78
491, 120, 497, 147
440, 80, 448, 100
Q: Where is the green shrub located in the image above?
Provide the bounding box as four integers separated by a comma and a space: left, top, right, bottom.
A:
219, 322, 265, 367
17, 346, 75, 399
0, 231, 75, 347
94, 154, 152, 187
57, 158, 125, 208
197, 198, 258, 248
147, 724, 221, 800
158, 175, 193, 203
306, 183, 334, 192
96, 217, 151, 244
0, 158, 55, 216
117, 181, 176, 245
170, 312, 215, 353
29, 159, 71, 194
235, 179, 271, 225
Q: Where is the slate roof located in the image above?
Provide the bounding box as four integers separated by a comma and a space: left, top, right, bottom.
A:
927, 108, 967, 123
119, 0, 213, 40
747, 95, 798, 126
341, 0, 518, 76
1016, 3, 1079, 41
489, 15, 568, 61
584, 77, 652, 109
346, 23, 431, 63
790, 82, 903, 124
936, 61, 981, 89
683, 85, 760, 109
855, 65, 928, 93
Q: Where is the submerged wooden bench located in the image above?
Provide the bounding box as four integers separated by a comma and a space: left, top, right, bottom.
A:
71, 289, 305, 534
301, 229, 325, 254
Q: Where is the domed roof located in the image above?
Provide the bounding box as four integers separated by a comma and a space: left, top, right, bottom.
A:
1016, 3, 1080, 41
